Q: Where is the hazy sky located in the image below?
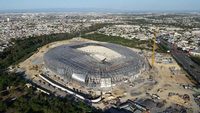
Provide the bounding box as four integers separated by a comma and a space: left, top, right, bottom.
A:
0, 0, 200, 11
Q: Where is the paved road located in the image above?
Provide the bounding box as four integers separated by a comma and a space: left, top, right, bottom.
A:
158, 38, 200, 85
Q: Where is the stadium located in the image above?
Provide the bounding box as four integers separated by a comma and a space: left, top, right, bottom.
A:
44, 42, 149, 89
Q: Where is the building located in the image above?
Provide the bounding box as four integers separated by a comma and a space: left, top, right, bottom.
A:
44, 42, 149, 90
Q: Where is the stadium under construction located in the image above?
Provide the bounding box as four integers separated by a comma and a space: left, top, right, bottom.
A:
44, 42, 149, 89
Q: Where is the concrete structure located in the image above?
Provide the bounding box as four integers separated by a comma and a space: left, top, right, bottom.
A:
44, 42, 148, 89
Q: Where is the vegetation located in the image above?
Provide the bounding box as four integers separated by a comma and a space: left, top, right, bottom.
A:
0, 33, 72, 69
82, 33, 169, 53
0, 74, 100, 113
0, 24, 107, 113
0, 23, 167, 113
157, 43, 170, 53
81, 33, 153, 50
0, 71, 102, 113
0, 23, 107, 70
0, 72, 25, 91
190, 56, 200, 66
10, 92, 94, 113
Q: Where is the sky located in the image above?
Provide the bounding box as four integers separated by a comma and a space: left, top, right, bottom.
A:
0, 0, 200, 12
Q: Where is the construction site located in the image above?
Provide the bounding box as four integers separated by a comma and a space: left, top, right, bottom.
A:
44, 41, 149, 90
18, 37, 200, 112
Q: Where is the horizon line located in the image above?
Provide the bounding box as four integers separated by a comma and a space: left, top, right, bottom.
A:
0, 8, 200, 14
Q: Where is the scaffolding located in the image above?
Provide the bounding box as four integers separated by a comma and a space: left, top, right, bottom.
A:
44, 42, 149, 88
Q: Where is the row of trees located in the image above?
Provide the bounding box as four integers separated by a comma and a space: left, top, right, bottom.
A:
81, 33, 153, 50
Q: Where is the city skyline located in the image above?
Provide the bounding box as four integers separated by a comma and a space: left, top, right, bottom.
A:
0, 0, 200, 12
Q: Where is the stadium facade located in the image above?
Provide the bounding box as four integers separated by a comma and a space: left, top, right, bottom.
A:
44, 42, 149, 89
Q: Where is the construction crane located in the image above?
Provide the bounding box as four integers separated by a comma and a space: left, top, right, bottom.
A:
152, 31, 157, 67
